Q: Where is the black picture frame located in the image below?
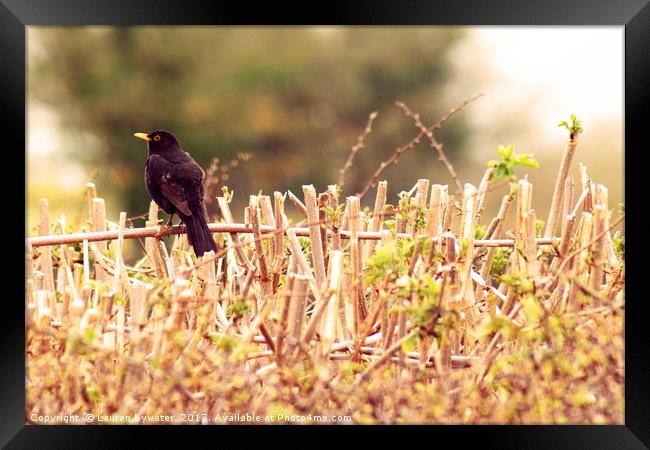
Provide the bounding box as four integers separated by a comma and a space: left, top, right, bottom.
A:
5, 0, 648, 447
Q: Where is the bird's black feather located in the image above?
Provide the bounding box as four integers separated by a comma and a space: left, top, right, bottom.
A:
140, 130, 219, 257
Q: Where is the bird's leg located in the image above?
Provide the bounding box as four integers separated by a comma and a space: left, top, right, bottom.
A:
155, 213, 176, 239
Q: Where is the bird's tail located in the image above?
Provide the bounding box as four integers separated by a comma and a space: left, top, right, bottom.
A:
183, 212, 219, 258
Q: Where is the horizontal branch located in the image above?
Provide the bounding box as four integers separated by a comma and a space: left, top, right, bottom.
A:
27, 222, 560, 248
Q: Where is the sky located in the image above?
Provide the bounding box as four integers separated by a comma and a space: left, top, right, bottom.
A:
472, 26, 622, 125
437, 27, 623, 157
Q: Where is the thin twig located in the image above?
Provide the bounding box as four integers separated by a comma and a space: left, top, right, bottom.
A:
351, 330, 418, 389
358, 94, 483, 199
396, 101, 463, 195
338, 111, 378, 188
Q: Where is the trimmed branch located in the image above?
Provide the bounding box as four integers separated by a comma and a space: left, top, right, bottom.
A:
544, 135, 579, 237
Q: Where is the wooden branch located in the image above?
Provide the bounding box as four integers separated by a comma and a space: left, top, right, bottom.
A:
28, 223, 562, 248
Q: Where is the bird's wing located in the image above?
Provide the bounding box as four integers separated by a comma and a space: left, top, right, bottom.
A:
157, 165, 194, 217
160, 179, 192, 216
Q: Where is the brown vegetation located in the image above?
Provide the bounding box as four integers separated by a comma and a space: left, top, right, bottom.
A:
26, 106, 624, 425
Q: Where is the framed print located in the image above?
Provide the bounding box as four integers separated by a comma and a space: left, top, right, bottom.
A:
4, 0, 649, 447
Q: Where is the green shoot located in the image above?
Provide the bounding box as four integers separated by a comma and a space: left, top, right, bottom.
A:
557, 114, 584, 139
488, 144, 539, 181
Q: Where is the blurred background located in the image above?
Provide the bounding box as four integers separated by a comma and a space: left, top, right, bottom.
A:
27, 27, 623, 240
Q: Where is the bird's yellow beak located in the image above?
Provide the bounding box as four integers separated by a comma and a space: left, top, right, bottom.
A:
133, 132, 151, 142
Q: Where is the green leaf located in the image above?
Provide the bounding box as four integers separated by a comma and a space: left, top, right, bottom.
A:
521, 294, 543, 326
221, 186, 234, 203
495, 164, 511, 179
209, 334, 240, 353
558, 114, 584, 137
496, 144, 514, 160
231, 300, 251, 318
568, 389, 596, 407
613, 235, 624, 260
499, 273, 534, 293
85, 386, 101, 402
514, 153, 539, 168
83, 328, 96, 343
490, 145, 538, 181
474, 224, 486, 240
401, 334, 418, 353
490, 248, 512, 276
114, 293, 126, 306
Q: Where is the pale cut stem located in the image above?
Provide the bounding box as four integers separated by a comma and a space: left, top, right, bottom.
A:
560, 176, 574, 234
303, 185, 327, 288
348, 196, 363, 336
545, 137, 578, 238
287, 189, 308, 217
363, 180, 387, 262
38, 199, 55, 299
217, 196, 255, 272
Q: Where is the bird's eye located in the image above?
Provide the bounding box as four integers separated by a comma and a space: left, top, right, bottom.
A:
153, 135, 161, 142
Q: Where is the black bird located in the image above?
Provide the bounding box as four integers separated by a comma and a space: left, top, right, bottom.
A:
134, 130, 219, 257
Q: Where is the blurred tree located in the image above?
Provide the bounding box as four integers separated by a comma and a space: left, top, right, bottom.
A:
29, 27, 469, 218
